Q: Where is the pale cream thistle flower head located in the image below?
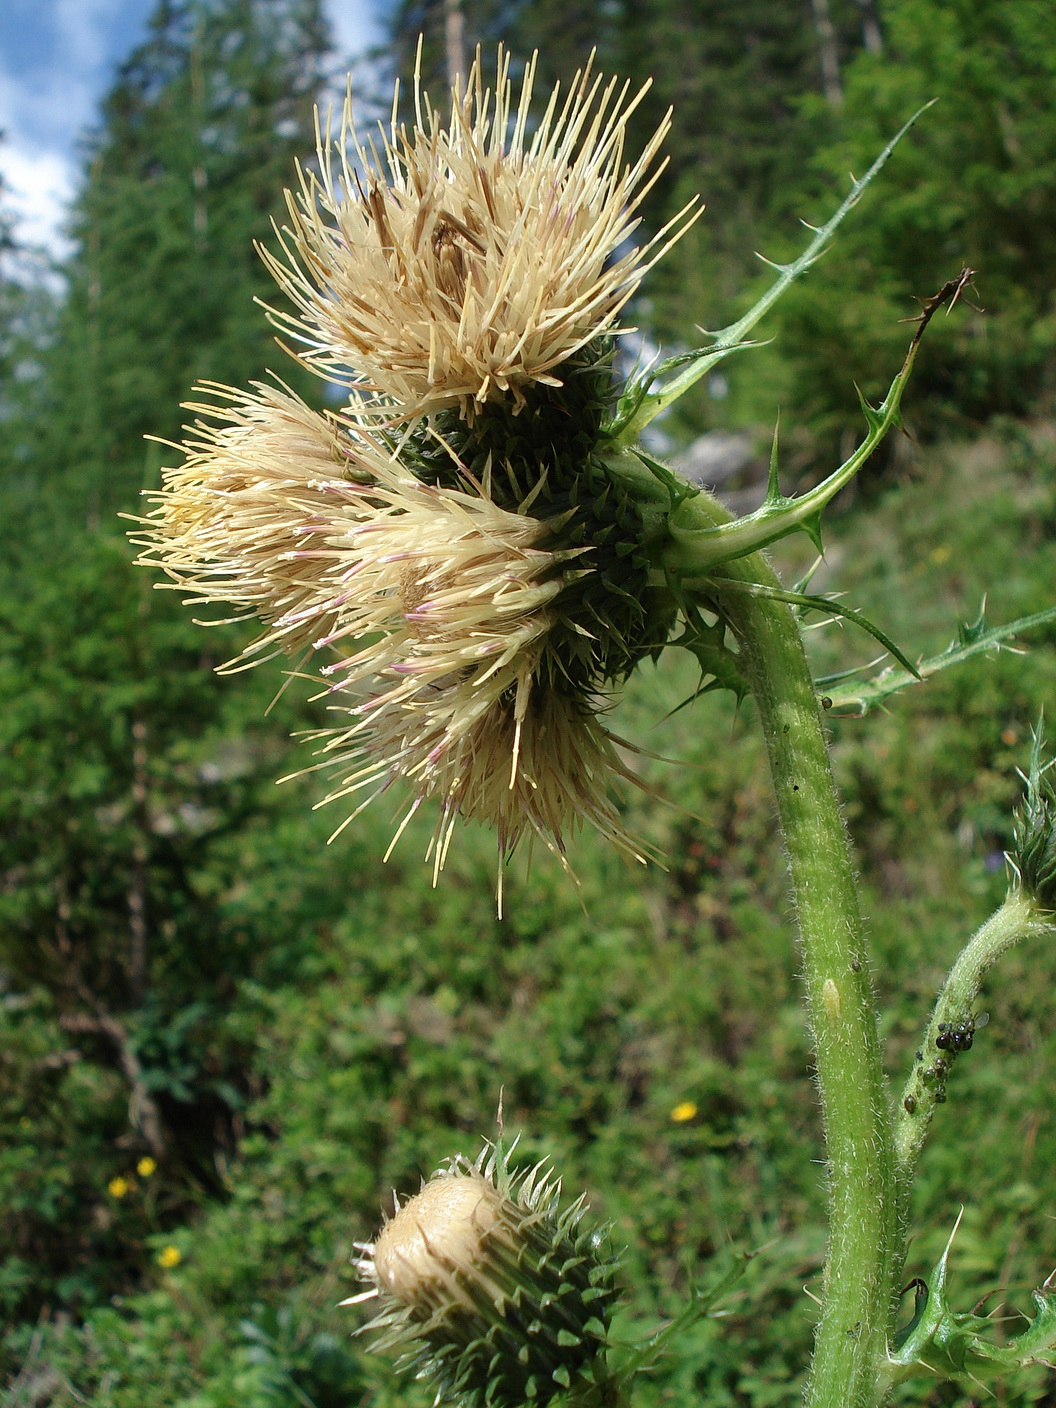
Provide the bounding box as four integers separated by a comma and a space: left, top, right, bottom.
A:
134, 384, 652, 903
261, 45, 697, 419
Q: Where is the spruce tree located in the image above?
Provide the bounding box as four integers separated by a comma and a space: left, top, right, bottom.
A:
0, 0, 333, 1351
45, 0, 330, 523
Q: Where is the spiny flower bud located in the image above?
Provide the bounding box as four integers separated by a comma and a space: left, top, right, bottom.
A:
348, 1146, 622, 1408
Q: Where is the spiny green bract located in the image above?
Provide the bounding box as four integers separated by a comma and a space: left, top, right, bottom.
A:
890, 1212, 1056, 1387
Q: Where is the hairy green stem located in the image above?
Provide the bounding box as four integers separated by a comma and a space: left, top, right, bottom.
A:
894, 889, 1049, 1201
666, 487, 896, 1406
726, 566, 894, 1406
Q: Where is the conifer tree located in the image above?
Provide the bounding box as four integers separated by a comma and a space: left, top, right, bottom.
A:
46, 0, 329, 523
0, 0, 332, 1345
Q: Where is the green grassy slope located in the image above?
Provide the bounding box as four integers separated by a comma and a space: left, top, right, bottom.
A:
10, 424, 1056, 1407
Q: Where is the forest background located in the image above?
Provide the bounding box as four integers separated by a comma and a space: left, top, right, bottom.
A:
3, 1, 1056, 1404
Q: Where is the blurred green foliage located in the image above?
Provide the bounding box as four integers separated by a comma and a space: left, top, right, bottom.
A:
5, 425, 1056, 1405
766, 0, 1056, 452
3, 1, 1056, 1405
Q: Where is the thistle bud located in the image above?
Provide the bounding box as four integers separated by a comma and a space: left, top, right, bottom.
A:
349, 1146, 622, 1408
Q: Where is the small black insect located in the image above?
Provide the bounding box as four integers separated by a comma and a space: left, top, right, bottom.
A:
915, 1050, 924, 1062
903, 1094, 917, 1114
936, 1012, 988, 1054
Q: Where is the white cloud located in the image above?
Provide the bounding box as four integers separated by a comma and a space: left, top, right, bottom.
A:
0, 68, 90, 174
53, 0, 130, 70
0, 141, 76, 259
0, 1, 128, 257
0, 0, 383, 262
0, 0, 126, 156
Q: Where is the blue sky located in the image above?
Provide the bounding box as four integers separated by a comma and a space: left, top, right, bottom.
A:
0, 0, 382, 259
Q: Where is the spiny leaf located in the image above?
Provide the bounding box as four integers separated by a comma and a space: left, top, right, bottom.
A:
666, 604, 748, 710
801, 511, 826, 556
611, 102, 937, 443
664, 265, 974, 576
713, 579, 919, 678
630, 446, 700, 512
822, 604, 1056, 715
675, 643, 749, 710
603, 339, 759, 441
1010, 716, 1056, 908
854, 383, 885, 434
957, 604, 988, 647
889, 1211, 1056, 1388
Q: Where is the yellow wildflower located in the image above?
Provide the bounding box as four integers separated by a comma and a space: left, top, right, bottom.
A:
261, 47, 698, 420
108, 1177, 130, 1198
670, 1101, 698, 1123
157, 1245, 182, 1268
137, 1157, 157, 1178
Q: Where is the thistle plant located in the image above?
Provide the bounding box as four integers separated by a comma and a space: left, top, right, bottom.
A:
132, 44, 1056, 1408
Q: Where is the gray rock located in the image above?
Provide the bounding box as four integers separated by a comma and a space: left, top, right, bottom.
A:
675, 430, 756, 487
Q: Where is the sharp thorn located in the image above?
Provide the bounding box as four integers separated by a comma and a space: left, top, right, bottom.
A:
767, 412, 782, 499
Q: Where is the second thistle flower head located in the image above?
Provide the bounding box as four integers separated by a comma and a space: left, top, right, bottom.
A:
262, 46, 697, 420
348, 1144, 622, 1408
133, 386, 657, 896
